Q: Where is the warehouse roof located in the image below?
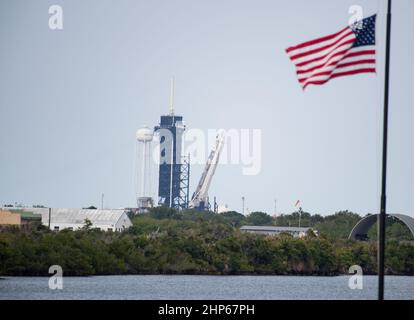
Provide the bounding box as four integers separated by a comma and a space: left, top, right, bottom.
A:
240, 226, 311, 233
47, 208, 128, 226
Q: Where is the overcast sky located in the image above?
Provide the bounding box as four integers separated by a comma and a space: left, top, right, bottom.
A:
0, 0, 413, 217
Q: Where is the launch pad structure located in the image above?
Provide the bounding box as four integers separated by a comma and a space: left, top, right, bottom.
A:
153, 78, 190, 210
142, 78, 223, 212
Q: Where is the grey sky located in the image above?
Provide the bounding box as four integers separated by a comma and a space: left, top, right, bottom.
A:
0, 0, 413, 216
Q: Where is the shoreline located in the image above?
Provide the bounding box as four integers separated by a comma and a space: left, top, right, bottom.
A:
2, 273, 413, 278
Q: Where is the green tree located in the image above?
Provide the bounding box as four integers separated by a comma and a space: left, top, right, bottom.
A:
245, 212, 273, 226
221, 211, 245, 227
82, 218, 93, 230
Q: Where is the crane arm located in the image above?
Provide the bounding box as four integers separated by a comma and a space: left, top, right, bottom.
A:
189, 131, 225, 209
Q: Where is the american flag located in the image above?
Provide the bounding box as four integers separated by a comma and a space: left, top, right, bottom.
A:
286, 15, 376, 90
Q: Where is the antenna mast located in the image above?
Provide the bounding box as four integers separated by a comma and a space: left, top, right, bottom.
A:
169, 77, 175, 116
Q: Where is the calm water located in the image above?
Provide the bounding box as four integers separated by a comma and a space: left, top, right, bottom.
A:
0, 275, 413, 300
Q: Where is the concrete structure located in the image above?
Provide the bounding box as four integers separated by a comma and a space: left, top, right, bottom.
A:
0, 210, 21, 226
240, 225, 316, 238
0, 209, 42, 229
1, 207, 49, 218
349, 213, 414, 241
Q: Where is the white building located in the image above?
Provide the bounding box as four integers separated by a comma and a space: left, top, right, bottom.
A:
1, 207, 133, 232
240, 226, 317, 238
41, 208, 132, 232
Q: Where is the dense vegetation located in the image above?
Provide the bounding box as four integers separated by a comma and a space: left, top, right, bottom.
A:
0, 208, 413, 276
275, 210, 413, 241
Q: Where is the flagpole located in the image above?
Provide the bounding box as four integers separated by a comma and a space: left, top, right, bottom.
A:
378, 0, 392, 301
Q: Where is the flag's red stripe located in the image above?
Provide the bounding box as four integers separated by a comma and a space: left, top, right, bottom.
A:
296, 50, 376, 75
289, 31, 354, 60
330, 68, 376, 78
302, 69, 376, 89
335, 59, 376, 69
295, 48, 350, 68
295, 49, 350, 70
286, 26, 350, 53
299, 61, 376, 83
297, 59, 376, 81
343, 49, 376, 59
290, 38, 355, 66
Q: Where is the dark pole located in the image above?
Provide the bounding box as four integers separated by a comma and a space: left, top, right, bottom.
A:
378, 0, 392, 301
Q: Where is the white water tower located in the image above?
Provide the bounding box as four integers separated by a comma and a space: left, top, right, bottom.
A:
136, 126, 154, 210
